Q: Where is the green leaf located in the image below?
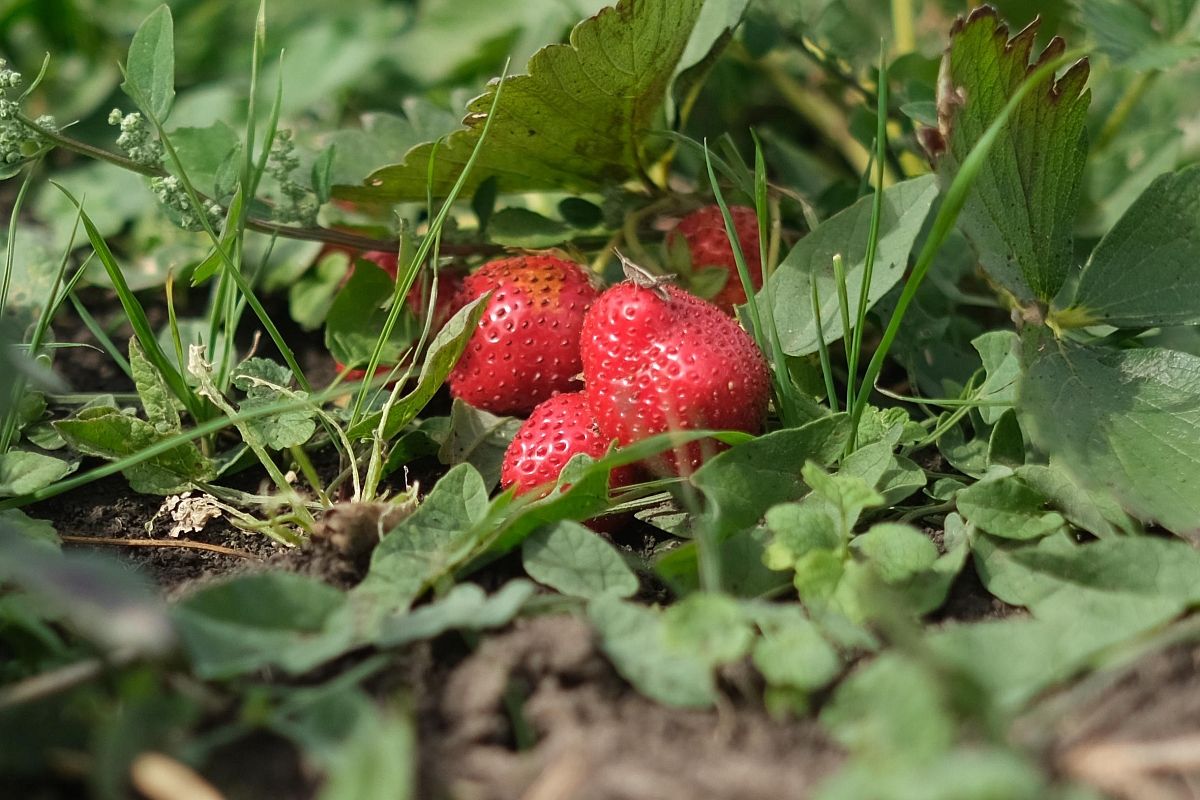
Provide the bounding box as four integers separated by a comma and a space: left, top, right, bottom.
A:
1018, 333, 1200, 540
1016, 462, 1140, 538
986, 409, 1025, 469
588, 592, 751, 708
817, 747, 1046, 800
334, 0, 706, 202
233, 358, 317, 450
130, 336, 180, 434
851, 523, 937, 583
347, 297, 489, 440
121, 4, 175, 121
316, 701, 415, 800
356, 464, 490, 612
0, 451, 74, 497
1079, 0, 1200, 71
289, 250, 351, 331
436, 399, 521, 491
326, 106, 459, 188
54, 406, 213, 494
747, 603, 840, 693
486, 208, 574, 248
803, 462, 883, 532
691, 414, 852, 537
0, 508, 60, 553
765, 175, 939, 355
173, 572, 351, 679
934, 8, 1090, 302
973, 330, 1019, 424
521, 521, 638, 599
374, 580, 535, 648
763, 502, 841, 572
324, 260, 419, 369
169, 123, 241, 198
1061, 165, 1200, 327
821, 653, 955, 762
654, 526, 790, 598
956, 472, 1065, 540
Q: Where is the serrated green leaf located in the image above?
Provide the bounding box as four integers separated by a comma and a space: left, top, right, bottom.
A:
588, 595, 717, 707
1018, 332, 1200, 540
521, 521, 638, 599
334, 0, 707, 202
935, 8, 1090, 302
1062, 165, 1200, 327
121, 4, 175, 121
765, 175, 938, 355
956, 473, 1065, 540
0, 451, 75, 497
374, 580, 535, 647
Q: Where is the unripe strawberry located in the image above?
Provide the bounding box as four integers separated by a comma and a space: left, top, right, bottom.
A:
670, 205, 763, 314
581, 280, 770, 475
448, 254, 599, 416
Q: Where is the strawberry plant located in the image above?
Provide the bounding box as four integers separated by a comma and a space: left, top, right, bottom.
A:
3, 1, 1200, 798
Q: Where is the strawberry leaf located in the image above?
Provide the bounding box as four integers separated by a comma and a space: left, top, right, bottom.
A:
766, 175, 938, 356
932, 8, 1090, 304
1058, 165, 1200, 328
1018, 330, 1200, 542
333, 0, 710, 202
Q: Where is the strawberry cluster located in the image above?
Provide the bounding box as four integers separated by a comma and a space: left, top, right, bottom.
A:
325, 207, 772, 529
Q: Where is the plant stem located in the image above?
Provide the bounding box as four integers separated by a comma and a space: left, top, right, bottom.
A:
1096, 71, 1157, 151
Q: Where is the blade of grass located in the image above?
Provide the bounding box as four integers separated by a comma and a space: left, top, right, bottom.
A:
811, 274, 839, 413
56, 186, 202, 421
848, 49, 1085, 434
846, 43, 889, 435
1, 159, 40, 322
831, 253, 853, 409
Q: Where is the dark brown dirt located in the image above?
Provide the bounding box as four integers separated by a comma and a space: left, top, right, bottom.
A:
1027, 638, 1200, 800
420, 614, 844, 800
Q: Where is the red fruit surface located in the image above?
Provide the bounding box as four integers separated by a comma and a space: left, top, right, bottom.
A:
448, 254, 599, 416
500, 392, 639, 496
581, 282, 770, 475
670, 205, 762, 314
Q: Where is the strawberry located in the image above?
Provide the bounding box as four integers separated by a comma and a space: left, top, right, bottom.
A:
500, 391, 639, 495
580, 277, 770, 475
669, 205, 763, 314
448, 254, 599, 416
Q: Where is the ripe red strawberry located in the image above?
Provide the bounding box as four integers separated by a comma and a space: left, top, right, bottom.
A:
501, 392, 640, 495
448, 254, 599, 416
670, 205, 763, 314
581, 280, 770, 475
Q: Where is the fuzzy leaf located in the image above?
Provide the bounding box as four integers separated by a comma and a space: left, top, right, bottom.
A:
956, 473, 1065, 541
521, 521, 638, 599
121, 4, 175, 121
54, 407, 212, 494
1018, 332, 1200, 541
1061, 165, 1200, 327
0, 451, 74, 497
933, 8, 1090, 303
334, 0, 708, 202
130, 336, 180, 434
765, 175, 938, 355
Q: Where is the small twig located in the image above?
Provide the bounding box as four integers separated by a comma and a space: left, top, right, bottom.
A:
60, 534, 261, 560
